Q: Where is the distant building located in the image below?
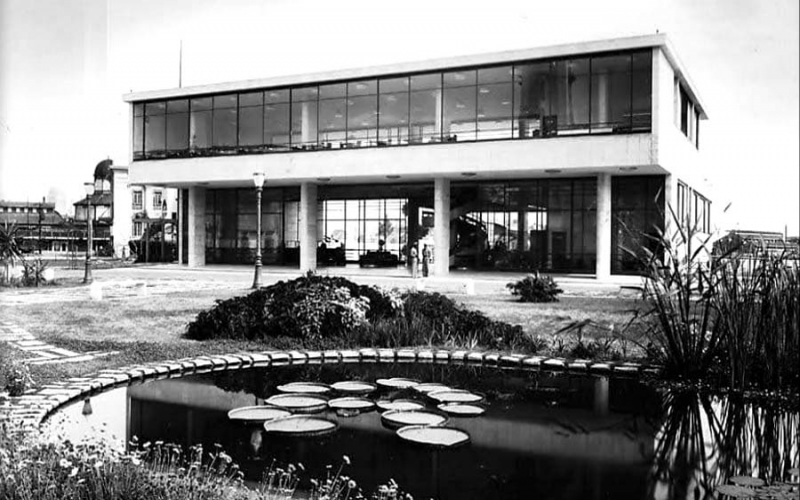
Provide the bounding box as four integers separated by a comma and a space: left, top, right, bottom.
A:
0, 199, 77, 254
72, 160, 114, 254
715, 230, 800, 259
111, 164, 178, 261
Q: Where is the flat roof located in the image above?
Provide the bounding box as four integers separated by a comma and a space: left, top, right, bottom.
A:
124, 33, 707, 119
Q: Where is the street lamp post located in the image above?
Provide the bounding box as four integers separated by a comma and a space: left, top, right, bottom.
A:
83, 182, 95, 284
252, 171, 265, 289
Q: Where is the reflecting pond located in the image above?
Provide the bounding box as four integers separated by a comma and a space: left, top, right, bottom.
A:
43, 363, 799, 500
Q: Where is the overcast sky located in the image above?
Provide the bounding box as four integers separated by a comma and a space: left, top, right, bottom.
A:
0, 0, 797, 235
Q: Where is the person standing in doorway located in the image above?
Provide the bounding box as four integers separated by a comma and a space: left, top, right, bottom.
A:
409, 242, 419, 279
422, 243, 431, 277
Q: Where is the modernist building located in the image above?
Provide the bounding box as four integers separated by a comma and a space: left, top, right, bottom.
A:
124, 34, 711, 278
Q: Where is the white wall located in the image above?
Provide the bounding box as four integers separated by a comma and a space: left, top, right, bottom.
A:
130, 134, 659, 187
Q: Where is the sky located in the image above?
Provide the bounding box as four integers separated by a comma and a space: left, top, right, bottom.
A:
0, 0, 798, 235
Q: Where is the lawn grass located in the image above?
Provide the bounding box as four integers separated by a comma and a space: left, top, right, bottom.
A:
457, 294, 645, 338
2, 286, 646, 388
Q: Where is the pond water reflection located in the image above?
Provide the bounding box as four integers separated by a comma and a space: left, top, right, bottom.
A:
42, 363, 798, 500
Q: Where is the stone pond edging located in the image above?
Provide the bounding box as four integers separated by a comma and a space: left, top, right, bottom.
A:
0, 348, 660, 432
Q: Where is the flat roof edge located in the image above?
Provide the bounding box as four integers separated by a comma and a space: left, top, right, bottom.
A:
122, 33, 706, 118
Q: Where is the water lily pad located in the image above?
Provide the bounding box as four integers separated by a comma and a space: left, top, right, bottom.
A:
227, 406, 292, 422
427, 389, 484, 404
381, 409, 448, 429
789, 467, 799, 476
265, 394, 328, 413
375, 399, 425, 412
396, 425, 470, 448
730, 476, 766, 487
412, 383, 451, 394
716, 484, 756, 498
331, 381, 377, 395
276, 382, 331, 394
376, 377, 420, 389
437, 403, 486, 417
328, 397, 375, 412
262, 416, 338, 436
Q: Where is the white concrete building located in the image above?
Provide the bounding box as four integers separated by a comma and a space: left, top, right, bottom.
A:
123, 34, 711, 278
111, 165, 179, 260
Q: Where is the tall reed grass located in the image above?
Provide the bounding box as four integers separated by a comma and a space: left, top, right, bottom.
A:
635, 209, 800, 392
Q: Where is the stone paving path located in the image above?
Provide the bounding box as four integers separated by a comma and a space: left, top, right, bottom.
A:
0, 279, 245, 366
0, 320, 118, 365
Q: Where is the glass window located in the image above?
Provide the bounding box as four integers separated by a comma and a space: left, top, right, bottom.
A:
132, 190, 143, 210
513, 62, 551, 138
152, 190, 163, 210
165, 99, 189, 152
378, 77, 409, 146
679, 86, 689, 135
347, 80, 377, 147
631, 51, 652, 131
552, 58, 590, 135
144, 101, 166, 157
443, 70, 477, 142
590, 54, 631, 133
694, 109, 700, 148
318, 84, 347, 149
133, 112, 144, 159
477, 66, 513, 140
190, 97, 212, 152
213, 94, 237, 149
410, 73, 441, 144
239, 91, 263, 148
291, 86, 318, 148
264, 88, 290, 150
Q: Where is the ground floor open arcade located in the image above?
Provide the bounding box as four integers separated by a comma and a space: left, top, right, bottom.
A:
177, 174, 665, 278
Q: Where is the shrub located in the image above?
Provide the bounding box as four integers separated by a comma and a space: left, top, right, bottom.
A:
506, 272, 563, 303
3, 361, 33, 396
400, 291, 533, 351
0, 348, 33, 396
21, 258, 49, 287
186, 273, 400, 342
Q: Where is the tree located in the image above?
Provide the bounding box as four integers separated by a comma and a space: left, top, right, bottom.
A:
0, 222, 23, 284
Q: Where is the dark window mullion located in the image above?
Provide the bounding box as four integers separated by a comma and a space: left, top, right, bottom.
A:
588, 58, 592, 133
406, 77, 411, 143
376, 80, 381, 143
629, 54, 634, 130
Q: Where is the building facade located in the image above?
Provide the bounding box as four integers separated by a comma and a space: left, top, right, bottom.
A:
111, 165, 178, 261
0, 200, 76, 254
124, 34, 711, 278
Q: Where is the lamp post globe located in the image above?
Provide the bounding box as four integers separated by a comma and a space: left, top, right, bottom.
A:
252, 172, 266, 289
83, 182, 95, 284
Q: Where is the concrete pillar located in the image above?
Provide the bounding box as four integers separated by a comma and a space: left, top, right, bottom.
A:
407, 199, 419, 265
596, 73, 608, 126
663, 174, 677, 234
301, 102, 317, 145
177, 189, 184, 264
187, 187, 206, 268
434, 89, 443, 140
433, 178, 450, 276
299, 182, 318, 272
596, 174, 612, 279
517, 211, 529, 252
110, 166, 131, 259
